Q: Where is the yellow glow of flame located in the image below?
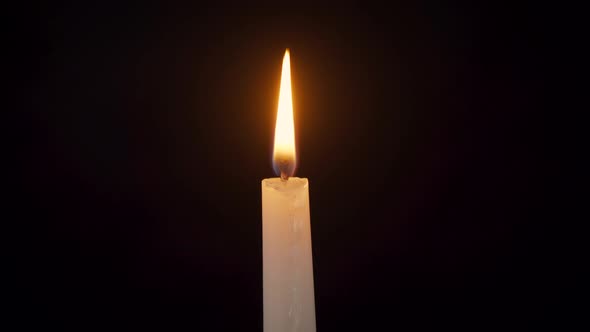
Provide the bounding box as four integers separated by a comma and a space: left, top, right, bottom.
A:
273, 49, 296, 172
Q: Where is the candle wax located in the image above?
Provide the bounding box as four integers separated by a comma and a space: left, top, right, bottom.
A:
262, 177, 316, 332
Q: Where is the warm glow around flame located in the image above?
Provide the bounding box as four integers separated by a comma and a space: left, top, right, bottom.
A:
273, 49, 296, 178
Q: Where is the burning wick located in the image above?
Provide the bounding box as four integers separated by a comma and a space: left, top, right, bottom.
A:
276, 158, 293, 181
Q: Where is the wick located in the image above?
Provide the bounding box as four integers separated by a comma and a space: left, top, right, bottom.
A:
280, 171, 289, 181
276, 157, 292, 181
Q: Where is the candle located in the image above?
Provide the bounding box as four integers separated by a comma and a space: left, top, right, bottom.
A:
262, 49, 316, 332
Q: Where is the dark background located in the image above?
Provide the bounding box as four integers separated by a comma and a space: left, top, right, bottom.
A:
11, 1, 561, 330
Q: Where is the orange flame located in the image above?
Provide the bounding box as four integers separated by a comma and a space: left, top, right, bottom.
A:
272, 49, 296, 179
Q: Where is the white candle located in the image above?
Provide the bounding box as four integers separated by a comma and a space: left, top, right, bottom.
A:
262, 49, 316, 332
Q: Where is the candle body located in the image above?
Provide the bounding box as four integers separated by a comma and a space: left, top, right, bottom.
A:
262, 177, 316, 332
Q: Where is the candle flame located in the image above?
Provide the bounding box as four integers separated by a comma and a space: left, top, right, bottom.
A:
273, 49, 296, 179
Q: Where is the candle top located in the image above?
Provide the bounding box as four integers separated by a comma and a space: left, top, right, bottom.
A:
262, 177, 308, 193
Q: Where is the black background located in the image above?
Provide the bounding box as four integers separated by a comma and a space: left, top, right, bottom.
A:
12, 1, 560, 330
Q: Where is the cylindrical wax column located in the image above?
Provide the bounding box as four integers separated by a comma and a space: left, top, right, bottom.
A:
262, 177, 316, 332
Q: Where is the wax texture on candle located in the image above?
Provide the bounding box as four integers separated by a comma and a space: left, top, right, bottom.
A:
262, 177, 316, 332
